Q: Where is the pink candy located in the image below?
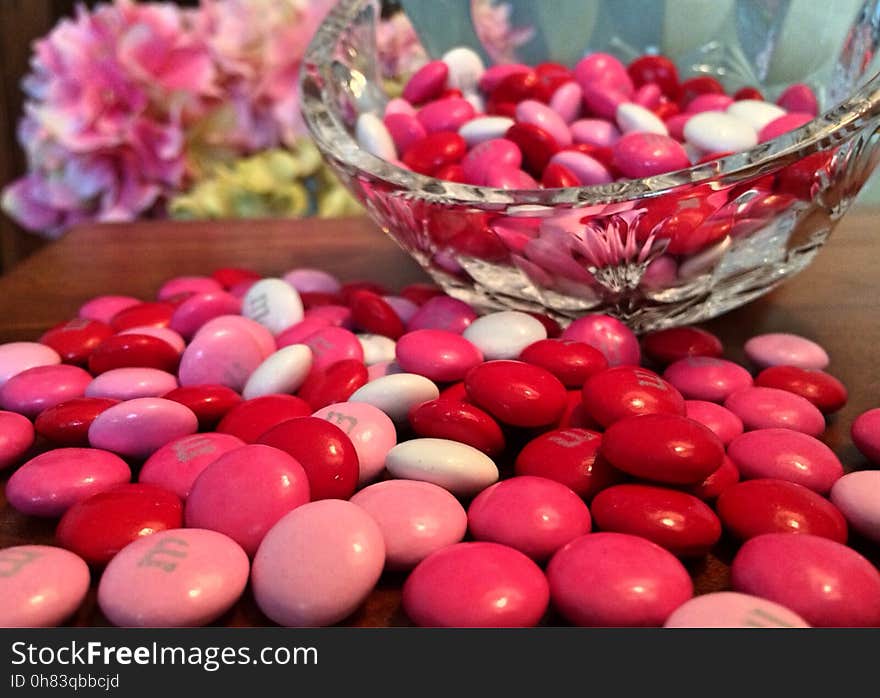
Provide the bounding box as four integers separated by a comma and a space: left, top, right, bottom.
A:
561, 314, 640, 366
0, 410, 34, 469
664, 356, 754, 402
89, 397, 199, 459
724, 386, 826, 436
0, 364, 92, 417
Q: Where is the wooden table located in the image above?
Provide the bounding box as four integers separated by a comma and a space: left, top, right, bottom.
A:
1, 212, 878, 627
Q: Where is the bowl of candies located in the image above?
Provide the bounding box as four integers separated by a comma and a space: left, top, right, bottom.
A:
301, 0, 880, 331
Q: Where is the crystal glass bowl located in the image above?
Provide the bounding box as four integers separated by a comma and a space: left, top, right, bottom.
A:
300, 0, 880, 331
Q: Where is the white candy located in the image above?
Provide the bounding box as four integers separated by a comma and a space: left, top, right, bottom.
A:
385, 438, 499, 496
356, 113, 396, 161
242, 278, 304, 335
726, 100, 787, 132
679, 236, 732, 279
441, 47, 485, 92
459, 116, 514, 146
616, 102, 668, 136
463, 91, 485, 114
357, 334, 397, 366
462, 311, 547, 360
684, 112, 758, 153
348, 373, 439, 422
242, 344, 312, 399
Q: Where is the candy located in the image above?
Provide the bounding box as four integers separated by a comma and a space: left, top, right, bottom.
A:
547, 532, 693, 627
298, 359, 369, 409
686, 93, 733, 113
759, 112, 813, 142
0, 342, 61, 387
687, 455, 740, 500
242, 278, 304, 336
139, 432, 245, 499
282, 268, 341, 295
726, 99, 787, 131
98, 528, 249, 627
684, 111, 757, 153
407, 295, 477, 333
641, 326, 723, 365
85, 367, 178, 400
403, 60, 448, 104
485, 164, 538, 188
403, 542, 548, 627
0, 364, 92, 418
349, 291, 405, 339
505, 122, 560, 173
169, 291, 242, 339
56, 483, 184, 565
356, 112, 396, 160
519, 339, 608, 388
777, 83, 818, 116
78, 295, 140, 324
616, 102, 668, 135
731, 534, 880, 627
161, 384, 242, 430
601, 413, 724, 485
754, 366, 847, 413
384, 437, 499, 496
402, 131, 467, 175
465, 360, 566, 427
350, 480, 467, 570
549, 81, 583, 123
39, 318, 113, 365
516, 99, 572, 146
718, 478, 847, 543
664, 592, 810, 628
663, 356, 754, 402
591, 484, 721, 556
570, 118, 620, 146
395, 329, 483, 382
357, 334, 395, 366
119, 325, 186, 354
627, 54, 679, 99
744, 333, 830, 370
581, 366, 685, 427
467, 476, 591, 560
409, 399, 505, 456
348, 372, 439, 422
612, 132, 690, 178
684, 400, 744, 445
157, 275, 222, 300
89, 398, 199, 459
0, 546, 90, 627
724, 387, 826, 436
831, 471, 880, 543
561, 314, 640, 367
461, 138, 522, 185
252, 500, 385, 627
514, 427, 611, 498
178, 319, 263, 391
0, 410, 34, 469
185, 444, 310, 555
384, 112, 427, 154
418, 97, 476, 135
547, 150, 612, 185
241, 344, 312, 399
301, 326, 364, 370
852, 408, 880, 463
88, 333, 181, 375
6, 448, 130, 517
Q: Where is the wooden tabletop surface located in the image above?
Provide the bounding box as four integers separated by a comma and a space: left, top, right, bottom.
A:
1, 211, 878, 627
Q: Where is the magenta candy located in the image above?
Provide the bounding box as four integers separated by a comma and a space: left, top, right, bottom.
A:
384, 112, 427, 154
6, 448, 130, 517
98, 528, 249, 627
178, 320, 263, 391
561, 314, 640, 366
304, 304, 353, 328
78, 295, 140, 324
759, 112, 813, 142
612, 132, 690, 178
407, 295, 477, 333
252, 500, 385, 627
664, 592, 810, 628
574, 53, 633, 95
547, 532, 693, 627
157, 275, 222, 300
403, 542, 549, 627
685, 399, 744, 445
403, 59, 449, 104
570, 118, 620, 146
634, 83, 663, 109
548, 150, 613, 185
350, 480, 467, 570
275, 318, 332, 348
776, 83, 818, 116
581, 81, 630, 120
461, 138, 522, 185
0, 342, 61, 387
0, 410, 34, 469
417, 97, 475, 134
686, 93, 734, 113
485, 165, 538, 189
727, 428, 843, 493
467, 476, 591, 561
744, 332, 829, 370
282, 268, 341, 295
549, 81, 583, 123
0, 546, 90, 627
169, 291, 242, 339
139, 432, 246, 499
89, 397, 199, 459
199, 315, 275, 359
724, 386, 826, 436
395, 329, 482, 382
301, 326, 364, 370
731, 533, 880, 627
86, 367, 178, 400
852, 408, 880, 464
479, 63, 531, 93
0, 364, 92, 418
663, 356, 754, 402
516, 99, 572, 146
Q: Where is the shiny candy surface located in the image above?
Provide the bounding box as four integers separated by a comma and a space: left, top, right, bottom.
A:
78, 296, 140, 324
215, 394, 311, 443
348, 373, 439, 423
462, 311, 547, 361
0, 410, 35, 469
754, 366, 847, 414
301, 326, 364, 371
744, 333, 830, 370
663, 357, 754, 402
161, 384, 242, 430
88, 333, 181, 375
297, 359, 369, 410
514, 428, 609, 499
252, 500, 385, 627
687, 455, 740, 500
313, 402, 397, 485
408, 399, 505, 457
39, 318, 113, 365
0, 364, 92, 418
169, 291, 242, 339
684, 400, 744, 445
407, 295, 477, 333
664, 592, 810, 628
395, 329, 483, 382
85, 367, 178, 400
384, 438, 499, 496
35, 397, 119, 447
402, 542, 549, 627
642, 327, 723, 365
0, 341, 61, 387
109, 302, 174, 332
519, 339, 609, 387
88, 398, 199, 459
98, 528, 249, 627
724, 387, 826, 436
831, 471, 880, 543
178, 320, 263, 392
852, 408, 880, 463
242, 278, 304, 335
581, 366, 685, 427
241, 344, 312, 399
561, 314, 640, 367
465, 360, 566, 427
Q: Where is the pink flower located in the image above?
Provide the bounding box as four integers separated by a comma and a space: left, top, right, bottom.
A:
376, 12, 428, 78
473, 0, 535, 64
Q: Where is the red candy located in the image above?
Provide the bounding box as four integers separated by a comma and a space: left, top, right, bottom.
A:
581, 366, 685, 427
601, 413, 725, 484
591, 484, 722, 557
519, 339, 609, 388
541, 162, 580, 187
349, 290, 405, 339
34, 397, 119, 446
88, 333, 181, 375
40, 318, 114, 365
505, 122, 559, 174
627, 55, 680, 100
402, 132, 467, 175
109, 302, 174, 331
56, 483, 183, 566
686, 455, 740, 500
296, 359, 369, 410
465, 360, 567, 427
642, 327, 724, 365
216, 394, 312, 443
409, 399, 505, 456
161, 384, 243, 430
678, 75, 724, 108
514, 427, 612, 499
258, 416, 359, 500
754, 365, 848, 414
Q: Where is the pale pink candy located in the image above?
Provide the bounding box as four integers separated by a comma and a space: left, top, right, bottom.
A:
6, 448, 130, 517
0, 410, 34, 470
301, 326, 364, 371
384, 97, 417, 118
686, 94, 734, 113
776, 83, 819, 116
641, 255, 678, 290
685, 400, 744, 445
276, 318, 333, 348
89, 397, 199, 459
78, 296, 140, 324
198, 315, 275, 359
417, 97, 475, 134
570, 118, 621, 147
0, 365, 92, 418
98, 528, 249, 627
561, 314, 640, 366
725, 387, 826, 436
633, 83, 662, 109
350, 480, 467, 570
403, 60, 449, 104
313, 401, 397, 485
852, 408, 880, 464
178, 321, 263, 391
0, 342, 60, 387
758, 113, 813, 142
664, 357, 754, 403
581, 82, 630, 120
485, 165, 538, 189
383, 296, 419, 324
616, 103, 668, 135
549, 151, 613, 185
119, 326, 185, 354
549, 82, 583, 124
384, 112, 427, 154
664, 591, 810, 628
251, 500, 386, 626
0, 546, 90, 627
282, 268, 341, 294
574, 53, 633, 96
139, 432, 246, 500
86, 367, 178, 401
462, 138, 522, 185
831, 470, 880, 542
169, 291, 242, 339
304, 304, 353, 328
367, 360, 404, 381
744, 332, 829, 369
157, 276, 222, 301
407, 296, 477, 333
516, 100, 573, 146
478, 63, 530, 93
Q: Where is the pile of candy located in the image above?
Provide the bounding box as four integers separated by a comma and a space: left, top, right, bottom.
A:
355, 47, 818, 186
1, 267, 879, 628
